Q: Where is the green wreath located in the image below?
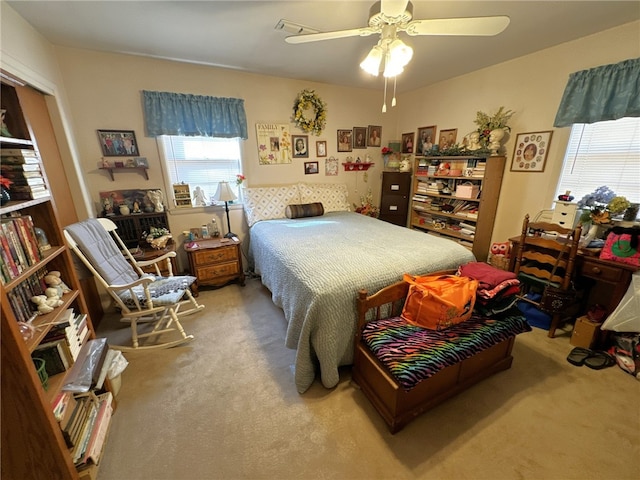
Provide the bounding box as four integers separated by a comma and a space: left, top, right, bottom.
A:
293, 89, 326, 136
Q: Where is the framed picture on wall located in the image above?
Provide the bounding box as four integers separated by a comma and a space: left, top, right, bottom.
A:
401, 132, 415, 154
304, 161, 319, 174
337, 129, 352, 152
438, 129, 458, 150
353, 127, 367, 149
97, 129, 139, 157
511, 131, 553, 172
367, 125, 382, 147
316, 140, 327, 157
292, 135, 309, 158
416, 125, 437, 155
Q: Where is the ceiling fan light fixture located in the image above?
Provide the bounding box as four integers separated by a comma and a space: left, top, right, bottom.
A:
388, 38, 413, 66
360, 45, 384, 76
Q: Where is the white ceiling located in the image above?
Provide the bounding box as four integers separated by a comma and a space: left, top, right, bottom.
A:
7, 1, 640, 93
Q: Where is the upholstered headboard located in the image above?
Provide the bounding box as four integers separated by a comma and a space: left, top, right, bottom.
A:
242, 183, 350, 227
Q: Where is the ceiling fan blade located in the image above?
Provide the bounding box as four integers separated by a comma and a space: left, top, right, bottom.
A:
380, 0, 410, 18
405, 16, 510, 36
285, 27, 377, 44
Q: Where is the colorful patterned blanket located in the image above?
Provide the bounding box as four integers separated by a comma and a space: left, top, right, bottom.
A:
362, 311, 531, 391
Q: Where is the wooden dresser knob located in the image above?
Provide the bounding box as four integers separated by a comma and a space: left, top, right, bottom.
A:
591, 267, 602, 275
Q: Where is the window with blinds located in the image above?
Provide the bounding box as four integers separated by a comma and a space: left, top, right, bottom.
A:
555, 117, 640, 204
157, 135, 243, 207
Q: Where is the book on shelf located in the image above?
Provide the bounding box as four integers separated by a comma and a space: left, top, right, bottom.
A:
0, 169, 44, 179
72, 398, 100, 464
79, 392, 113, 467
9, 189, 51, 200
32, 339, 72, 377
0, 162, 42, 172
0, 148, 39, 158
5, 176, 46, 187
0, 154, 40, 165
1, 221, 28, 273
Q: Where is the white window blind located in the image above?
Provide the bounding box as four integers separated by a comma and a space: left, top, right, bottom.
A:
555, 117, 640, 204
158, 135, 242, 207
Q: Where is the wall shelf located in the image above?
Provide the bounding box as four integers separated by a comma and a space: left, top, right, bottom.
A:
342, 162, 374, 171
100, 166, 148, 181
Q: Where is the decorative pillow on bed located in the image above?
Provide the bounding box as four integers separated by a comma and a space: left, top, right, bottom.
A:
285, 202, 324, 219
243, 185, 301, 227
298, 183, 350, 212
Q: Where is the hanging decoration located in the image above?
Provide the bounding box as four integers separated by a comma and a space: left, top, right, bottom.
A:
292, 89, 327, 136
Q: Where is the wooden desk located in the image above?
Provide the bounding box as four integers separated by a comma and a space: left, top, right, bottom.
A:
509, 236, 637, 316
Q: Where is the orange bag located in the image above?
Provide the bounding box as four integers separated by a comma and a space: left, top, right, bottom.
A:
401, 273, 479, 330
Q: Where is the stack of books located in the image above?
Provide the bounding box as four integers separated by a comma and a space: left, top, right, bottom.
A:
0, 148, 50, 200
0, 214, 43, 281
472, 160, 486, 178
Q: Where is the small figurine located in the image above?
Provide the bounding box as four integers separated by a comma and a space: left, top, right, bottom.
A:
132, 200, 141, 213
147, 190, 164, 212
102, 197, 113, 216
192, 186, 207, 207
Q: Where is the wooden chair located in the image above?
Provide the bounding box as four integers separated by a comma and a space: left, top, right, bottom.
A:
512, 214, 582, 338
64, 218, 204, 350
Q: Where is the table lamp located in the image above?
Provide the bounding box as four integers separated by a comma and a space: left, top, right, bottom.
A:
213, 181, 237, 238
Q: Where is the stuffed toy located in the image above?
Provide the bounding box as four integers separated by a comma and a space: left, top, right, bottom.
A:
490, 241, 511, 257
45, 288, 64, 307
31, 295, 55, 315
44, 271, 71, 297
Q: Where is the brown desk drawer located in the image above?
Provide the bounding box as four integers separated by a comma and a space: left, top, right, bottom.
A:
193, 245, 236, 265
579, 258, 623, 283
195, 261, 239, 280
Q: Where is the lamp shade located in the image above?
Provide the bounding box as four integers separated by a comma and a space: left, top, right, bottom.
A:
360, 45, 384, 76
213, 181, 237, 202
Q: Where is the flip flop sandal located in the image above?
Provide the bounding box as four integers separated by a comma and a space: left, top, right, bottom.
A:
567, 347, 593, 366
584, 351, 616, 370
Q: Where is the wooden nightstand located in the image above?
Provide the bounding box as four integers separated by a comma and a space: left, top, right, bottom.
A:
184, 237, 245, 293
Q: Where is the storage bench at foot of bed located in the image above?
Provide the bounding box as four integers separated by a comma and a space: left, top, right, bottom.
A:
352, 336, 515, 434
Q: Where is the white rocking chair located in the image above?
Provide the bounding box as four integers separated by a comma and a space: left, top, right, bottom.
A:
64, 218, 204, 351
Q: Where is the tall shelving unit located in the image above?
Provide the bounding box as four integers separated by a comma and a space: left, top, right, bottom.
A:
1, 79, 113, 479
410, 155, 506, 262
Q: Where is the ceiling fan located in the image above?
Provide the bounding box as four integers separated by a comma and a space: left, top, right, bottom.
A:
281, 0, 510, 46
278, 0, 509, 111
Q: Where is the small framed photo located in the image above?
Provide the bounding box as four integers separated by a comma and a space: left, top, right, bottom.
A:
97, 129, 139, 157
189, 227, 202, 240
367, 125, 382, 147
401, 132, 415, 154
353, 127, 367, 149
114, 161, 125, 168
325, 156, 339, 176
511, 131, 553, 172
304, 161, 319, 174
316, 140, 327, 157
438, 129, 458, 149
417, 125, 437, 155
134, 157, 149, 167
125, 158, 136, 168
292, 135, 309, 158
337, 129, 352, 152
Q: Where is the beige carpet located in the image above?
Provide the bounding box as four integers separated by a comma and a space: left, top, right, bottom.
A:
95, 277, 639, 480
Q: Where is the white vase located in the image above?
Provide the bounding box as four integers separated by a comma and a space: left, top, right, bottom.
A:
119, 204, 130, 215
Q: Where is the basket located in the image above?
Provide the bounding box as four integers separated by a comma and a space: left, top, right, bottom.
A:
32, 357, 48, 390
488, 253, 510, 271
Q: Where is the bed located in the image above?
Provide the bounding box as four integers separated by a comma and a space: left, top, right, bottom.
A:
353, 278, 531, 433
244, 183, 475, 393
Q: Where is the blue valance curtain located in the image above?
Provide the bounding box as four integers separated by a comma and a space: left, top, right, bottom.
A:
553, 58, 640, 127
142, 90, 248, 139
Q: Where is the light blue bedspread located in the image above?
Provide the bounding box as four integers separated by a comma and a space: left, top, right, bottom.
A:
249, 211, 475, 393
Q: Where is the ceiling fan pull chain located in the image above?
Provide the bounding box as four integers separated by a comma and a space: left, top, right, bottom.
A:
392, 76, 397, 107
382, 77, 388, 113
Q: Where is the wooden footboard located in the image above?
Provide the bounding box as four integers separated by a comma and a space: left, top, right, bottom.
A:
352, 276, 516, 434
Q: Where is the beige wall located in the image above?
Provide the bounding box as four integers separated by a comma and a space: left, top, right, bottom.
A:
2, 0, 639, 267
398, 21, 640, 242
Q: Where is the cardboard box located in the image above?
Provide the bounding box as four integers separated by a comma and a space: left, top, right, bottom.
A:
570, 315, 602, 349
456, 184, 480, 199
